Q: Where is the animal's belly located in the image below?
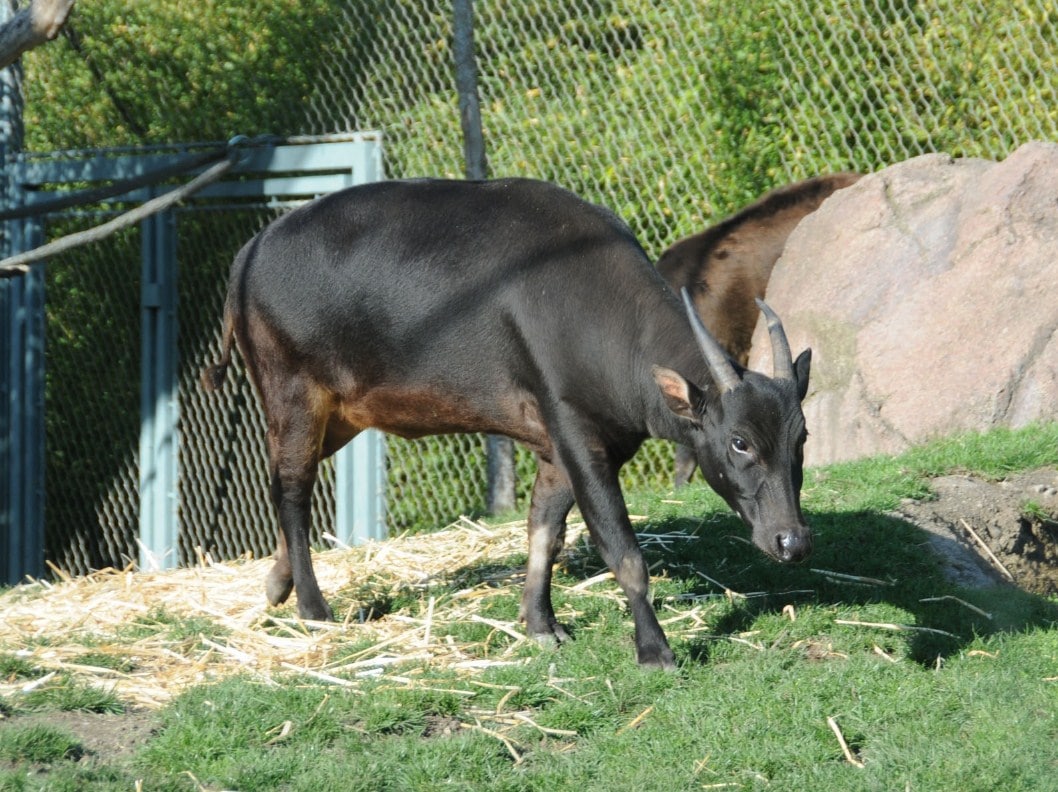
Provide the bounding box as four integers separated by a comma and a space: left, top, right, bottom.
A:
335, 385, 551, 451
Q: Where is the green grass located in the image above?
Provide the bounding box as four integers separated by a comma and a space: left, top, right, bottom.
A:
1, 425, 1057, 791
0, 724, 83, 765
18, 677, 124, 716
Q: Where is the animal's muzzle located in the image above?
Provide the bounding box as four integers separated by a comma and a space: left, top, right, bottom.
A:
774, 527, 812, 563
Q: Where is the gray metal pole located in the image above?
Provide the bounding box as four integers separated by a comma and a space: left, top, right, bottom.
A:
454, 0, 487, 182
0, 0, 44, 585
138, 205, 179, 569
453, 0, 517, 515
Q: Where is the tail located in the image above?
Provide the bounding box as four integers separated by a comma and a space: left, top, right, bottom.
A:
201, 312, 235, 392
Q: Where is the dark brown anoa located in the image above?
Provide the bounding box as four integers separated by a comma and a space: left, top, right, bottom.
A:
202, 177, 813, 669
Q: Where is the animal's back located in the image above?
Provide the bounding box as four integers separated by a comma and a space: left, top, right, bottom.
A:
220, 177, 664, 442
232, 178, 646, 348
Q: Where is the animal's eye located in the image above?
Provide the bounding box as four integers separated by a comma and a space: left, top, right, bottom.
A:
731, 435, 750, 454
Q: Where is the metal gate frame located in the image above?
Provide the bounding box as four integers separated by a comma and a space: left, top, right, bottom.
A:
1, 133, 387, 584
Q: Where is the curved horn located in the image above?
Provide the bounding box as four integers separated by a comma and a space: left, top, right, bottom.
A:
681, 287, 740, 393
754, 298, 795, 381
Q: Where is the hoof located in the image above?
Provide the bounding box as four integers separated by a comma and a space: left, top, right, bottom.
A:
264, 575, 294, 607
532, 633, 560, 649
637, 645, 676, 671
529, 621, 572, 647
297, 599, 335, 623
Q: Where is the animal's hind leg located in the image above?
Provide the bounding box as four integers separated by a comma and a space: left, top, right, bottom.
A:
520, 456, 575, 644
260, 377, 334, 622
266, 528, 294, 607
674, 444, 697, 487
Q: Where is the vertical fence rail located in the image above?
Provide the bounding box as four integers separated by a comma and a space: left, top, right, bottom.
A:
138, 205, 179, 570
0, 4, 45, 582
453, 0, 517, 516
0, 238, 45, 583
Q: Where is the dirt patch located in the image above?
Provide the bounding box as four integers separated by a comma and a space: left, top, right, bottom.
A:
892, 467, 1058, 594
0, 708, 158, 774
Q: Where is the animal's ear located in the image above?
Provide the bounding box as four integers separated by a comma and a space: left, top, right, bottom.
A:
652, 366, 703, 421
793, 349, 812, 401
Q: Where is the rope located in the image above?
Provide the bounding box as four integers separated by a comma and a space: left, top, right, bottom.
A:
0, 147, 228, 222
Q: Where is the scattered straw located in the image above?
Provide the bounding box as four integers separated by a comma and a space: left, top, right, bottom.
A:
812, 568, 893, 586
835, 619, 958, 639
0, 518, 586, 709
615, 705, 654, 735
958, 519, 1014, 581
919, 595, 992, 620
872, 645, 898, 663
827, 715, 864, 768
464, 720, 524, 764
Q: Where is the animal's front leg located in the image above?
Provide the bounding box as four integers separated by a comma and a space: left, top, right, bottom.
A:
674, 444, 698, 488
591, 524, 674, 670
553, 421, 675, 670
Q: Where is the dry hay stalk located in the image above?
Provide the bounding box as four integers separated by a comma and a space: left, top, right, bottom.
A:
0, 518, 591, 709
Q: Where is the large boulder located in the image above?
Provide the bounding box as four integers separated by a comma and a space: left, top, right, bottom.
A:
749, 142, 1058, 466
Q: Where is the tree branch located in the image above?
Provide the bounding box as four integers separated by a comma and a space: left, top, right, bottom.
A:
0, 0, 76, 70
0, 149, 240, 277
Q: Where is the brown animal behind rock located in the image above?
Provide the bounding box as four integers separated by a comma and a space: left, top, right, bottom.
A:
656, 172, 861, 486
657, 172, 861, 366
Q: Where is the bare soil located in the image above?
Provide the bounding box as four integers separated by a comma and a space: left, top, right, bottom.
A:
0, 709, 159, 776
892, 467, 1058, 594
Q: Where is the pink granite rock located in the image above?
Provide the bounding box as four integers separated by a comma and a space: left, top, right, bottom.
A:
749, 142, 1058, 466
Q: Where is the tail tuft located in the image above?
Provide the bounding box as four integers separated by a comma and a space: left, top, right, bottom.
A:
202, 308, 236, 392
201, 361, 229, 392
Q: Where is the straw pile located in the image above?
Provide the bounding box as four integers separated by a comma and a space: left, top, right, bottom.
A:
0, 517, 614, 710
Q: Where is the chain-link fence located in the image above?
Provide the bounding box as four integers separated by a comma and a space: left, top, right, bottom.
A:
19, 0, 1058, 573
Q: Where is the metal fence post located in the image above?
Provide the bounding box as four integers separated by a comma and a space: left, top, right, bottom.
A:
139, 206, 179, 569
0, 3, 45, 585
454, 0, 517, 516
0, 231, 44, 585
333, 135, 387, 546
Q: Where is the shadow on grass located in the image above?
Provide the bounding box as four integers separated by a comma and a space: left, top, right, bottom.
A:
412, 508, 1058, 669
661, 509, 1058, 665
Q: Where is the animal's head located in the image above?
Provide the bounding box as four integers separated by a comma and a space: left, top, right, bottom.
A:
653, 290, 812, 563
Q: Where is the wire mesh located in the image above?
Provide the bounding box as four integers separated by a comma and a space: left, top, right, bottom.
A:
20, 0, 1058, 573
42, 220, 140, 574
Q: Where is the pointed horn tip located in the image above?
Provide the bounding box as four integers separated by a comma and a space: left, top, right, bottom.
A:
755, 297, 782, 326
680, 287, 740, 394
680, 286, 695, 310
755, 297, 796, 381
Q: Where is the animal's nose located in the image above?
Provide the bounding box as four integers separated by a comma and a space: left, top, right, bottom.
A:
776, 529, 812, 563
